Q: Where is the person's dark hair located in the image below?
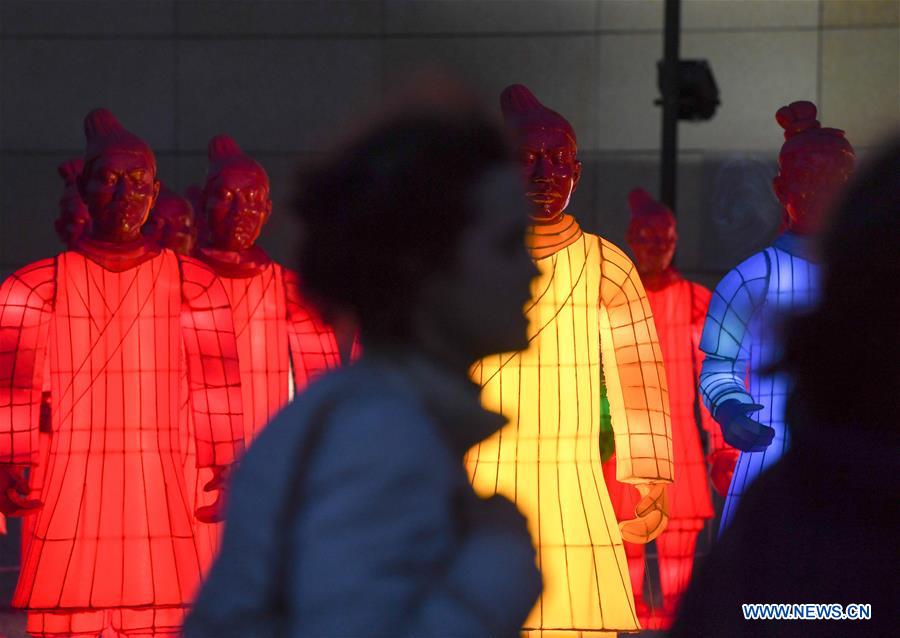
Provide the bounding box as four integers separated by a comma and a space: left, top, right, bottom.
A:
779, 136, 900, 434
294, 107, 512, 343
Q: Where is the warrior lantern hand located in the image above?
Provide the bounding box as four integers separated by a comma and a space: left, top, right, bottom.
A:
714, 399, 775, 453
195, 465, 231, 524
0, 465, 42, 516
619, 482, 668, 544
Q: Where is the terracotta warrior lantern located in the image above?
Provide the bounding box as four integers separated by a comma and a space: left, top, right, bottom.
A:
465, 85, 673, 636
187, 135, 341, 566
699, 100, 855, 532
602, 187, 736, 628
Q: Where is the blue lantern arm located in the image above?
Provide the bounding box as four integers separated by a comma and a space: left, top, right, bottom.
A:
698, 251, 770, 417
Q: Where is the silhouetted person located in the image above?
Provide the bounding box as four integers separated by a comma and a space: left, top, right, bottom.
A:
185, 91, 542, 637
670, 138, 900, 637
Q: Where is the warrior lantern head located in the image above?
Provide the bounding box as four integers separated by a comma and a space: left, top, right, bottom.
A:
202, 134, 272, 252
773, 101, 855, 235
626, 187, 677, 277
501, 84, 581, 221
78, 108, 159, 243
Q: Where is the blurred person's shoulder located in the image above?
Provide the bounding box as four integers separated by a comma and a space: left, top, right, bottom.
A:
241, 359, 445, 476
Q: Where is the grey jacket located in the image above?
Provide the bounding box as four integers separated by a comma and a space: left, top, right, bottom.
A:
185, 352, 542, 637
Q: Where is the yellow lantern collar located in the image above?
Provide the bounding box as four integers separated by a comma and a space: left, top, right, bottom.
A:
526, 213, 583, 259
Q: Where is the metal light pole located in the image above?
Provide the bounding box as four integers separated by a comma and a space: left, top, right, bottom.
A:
660, 0, 681, 212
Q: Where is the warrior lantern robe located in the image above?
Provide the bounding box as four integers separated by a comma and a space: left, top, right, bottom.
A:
603, 273, 728, 627
0, 244, 243, 632
184, 254, 340, 565
466, 215, 673, 634
699, 232, 819, 531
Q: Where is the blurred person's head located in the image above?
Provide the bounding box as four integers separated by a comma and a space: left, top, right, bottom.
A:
772, 101, 855, 236
144, 184, 198, 255
500, 84, 581, 222
780, 137, 899, 437
294, 95, 536, 366
78, 108, 160, 244
201, 135, 272, 253
55, 157, 92, 248
626, 187, 677, 280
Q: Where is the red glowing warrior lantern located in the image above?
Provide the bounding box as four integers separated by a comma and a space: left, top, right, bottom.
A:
601, 187, 736, 628
186, 134, 340, 566
0, 109, 244, 637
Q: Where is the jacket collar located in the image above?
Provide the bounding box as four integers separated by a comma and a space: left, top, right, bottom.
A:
364, 348, 507, 456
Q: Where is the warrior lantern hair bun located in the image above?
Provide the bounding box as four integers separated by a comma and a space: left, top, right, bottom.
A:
775, 100, 855, 160
208, 134, 244, 163
775, 101, 821, 139
500, 84, 577, 145
206, 134, 268, 181
500, 84, 543, 120
83, 108, 156, 171
58, 158, 84, 183
628, 187, 674, 221
84, 108, 126, 140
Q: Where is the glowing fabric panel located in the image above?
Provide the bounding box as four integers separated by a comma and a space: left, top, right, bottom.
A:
0, 250, 242, 621
467, 233, 671, 633
283, 268, 341, 389
0, 259, 54, 466
26, 606, 186, 637
699, 233, 820, 530
2, 263, 55, 552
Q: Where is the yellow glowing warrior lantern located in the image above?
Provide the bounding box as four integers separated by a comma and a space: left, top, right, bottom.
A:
466, 85, 673, 636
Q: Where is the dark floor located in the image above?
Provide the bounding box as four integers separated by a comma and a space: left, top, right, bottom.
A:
1, 517, 24, 637
0, 611, 26, 638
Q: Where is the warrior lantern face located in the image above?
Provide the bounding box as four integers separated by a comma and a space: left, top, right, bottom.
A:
627, 214, 677, 278
205, 167, 272, 252
79, 151, 159, 243
518, 127, 581, 221
147, 195, 197, 255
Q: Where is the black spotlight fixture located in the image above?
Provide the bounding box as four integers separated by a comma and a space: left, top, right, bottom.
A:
656, 59, 721, 121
